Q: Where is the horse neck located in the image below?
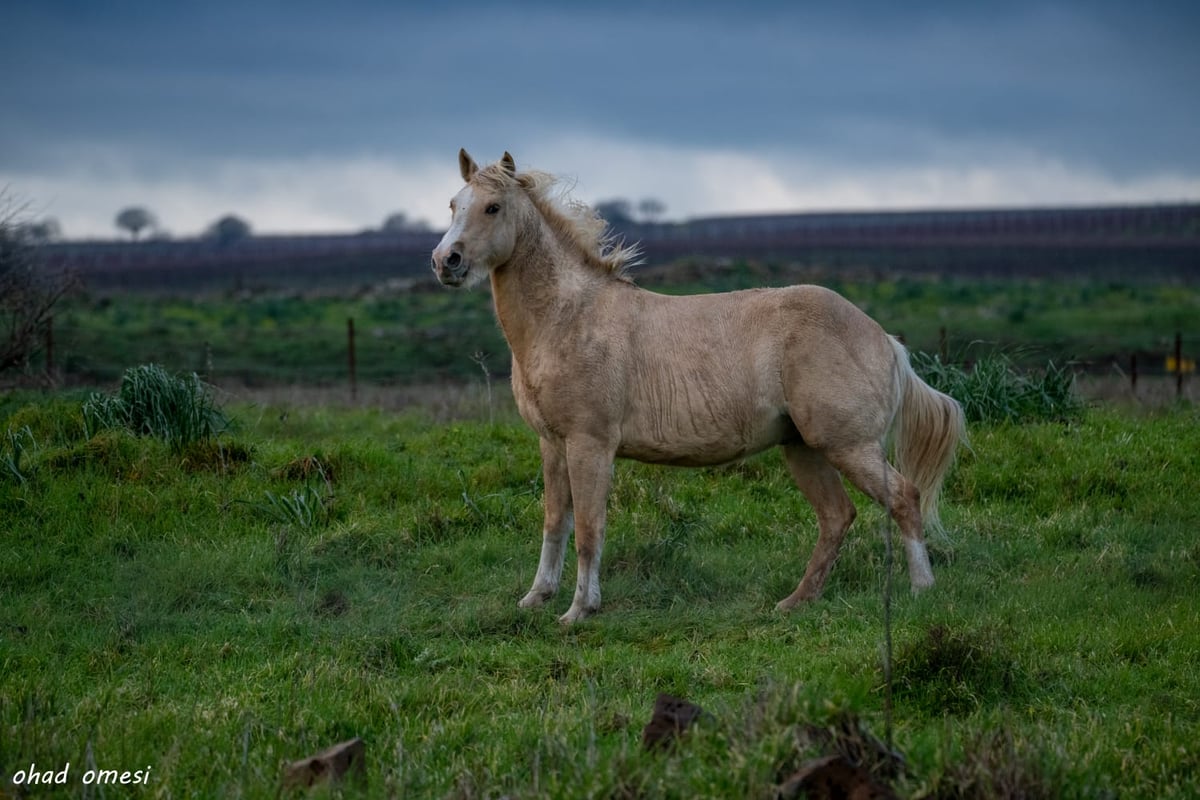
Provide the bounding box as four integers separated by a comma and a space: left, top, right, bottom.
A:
489, 209, 603, 360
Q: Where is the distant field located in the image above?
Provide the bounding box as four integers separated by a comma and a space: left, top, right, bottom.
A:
41, 265, 1200, 390
1, 391, 1198, 797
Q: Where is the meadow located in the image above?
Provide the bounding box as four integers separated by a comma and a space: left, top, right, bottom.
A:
2, 372, 1198, 797
46, 268, 1200, 387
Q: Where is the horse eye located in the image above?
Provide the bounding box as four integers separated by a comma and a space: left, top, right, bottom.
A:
485, 203, 501, 215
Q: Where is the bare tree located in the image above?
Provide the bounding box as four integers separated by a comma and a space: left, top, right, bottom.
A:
1, 200, 76, 375
115, 206, 156, 240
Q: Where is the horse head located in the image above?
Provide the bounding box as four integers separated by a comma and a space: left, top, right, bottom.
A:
432, 149, 524, 287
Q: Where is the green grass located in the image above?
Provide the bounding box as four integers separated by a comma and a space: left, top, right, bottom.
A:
2, 394, 1199, 797
53, 289, 507, 385
45, 274, 1200, 385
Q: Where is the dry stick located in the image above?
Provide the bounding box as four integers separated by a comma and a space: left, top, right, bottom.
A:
473, 351, 494, 424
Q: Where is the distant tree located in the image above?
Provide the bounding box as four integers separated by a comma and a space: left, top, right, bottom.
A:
206, 214, 252, 245
595, 198, 634, 226
637, 197, 667, 224
115, 206, 156, 240
1, 199, 75, 374
381, 212, 432, 233
15, 218, 62, 243
381, 212, 408, 232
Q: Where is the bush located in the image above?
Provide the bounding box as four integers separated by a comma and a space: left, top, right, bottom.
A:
82, 364, 230, 451
0, 199, 75, 375
912, 351, 1083, 424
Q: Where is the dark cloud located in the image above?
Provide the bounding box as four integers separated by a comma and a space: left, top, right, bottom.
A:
1, 1, 1197, 233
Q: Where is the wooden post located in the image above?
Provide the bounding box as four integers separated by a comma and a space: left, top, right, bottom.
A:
938, 326, 948, 363
1129, 353, 1138, 395
1176, 331, 1184, 399
44, 315, 54, 378
347, 318, 358, 402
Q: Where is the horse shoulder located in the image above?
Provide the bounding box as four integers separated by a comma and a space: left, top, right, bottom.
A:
510, 283, 636, 443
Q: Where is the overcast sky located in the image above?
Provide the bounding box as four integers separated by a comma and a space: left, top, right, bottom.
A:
2, 1, 1198, 239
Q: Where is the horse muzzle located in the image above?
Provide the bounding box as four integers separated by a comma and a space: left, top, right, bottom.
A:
431, 247, 470, 287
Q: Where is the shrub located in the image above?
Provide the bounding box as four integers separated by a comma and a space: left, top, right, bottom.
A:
1, 199, 75, 374
82, 364, 229, 451
912, 351, 1082, 425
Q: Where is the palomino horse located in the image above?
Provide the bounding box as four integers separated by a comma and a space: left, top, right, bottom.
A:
432, 150, 965, 623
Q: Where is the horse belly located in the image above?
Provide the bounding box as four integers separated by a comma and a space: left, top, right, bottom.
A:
617, 384, 796, 466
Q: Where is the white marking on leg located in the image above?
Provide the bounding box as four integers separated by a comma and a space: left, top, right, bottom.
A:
905, 537, 935, 592
519, 513, 572, 608
560, 536, 602, 624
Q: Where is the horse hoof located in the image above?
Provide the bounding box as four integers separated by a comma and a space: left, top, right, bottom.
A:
518, 591, 548, 609
558, 605, 595, 624
775, 592, 817, 612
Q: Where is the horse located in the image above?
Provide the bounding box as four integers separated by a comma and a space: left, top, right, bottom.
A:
432, 150, 965, 623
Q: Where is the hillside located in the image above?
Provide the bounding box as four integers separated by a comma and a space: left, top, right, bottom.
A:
39, 203, 1200, 294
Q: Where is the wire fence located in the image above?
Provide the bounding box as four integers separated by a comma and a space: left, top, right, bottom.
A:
16, 316, 1200, 407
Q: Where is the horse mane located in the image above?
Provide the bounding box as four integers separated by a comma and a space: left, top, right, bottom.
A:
473, 163, 643, 279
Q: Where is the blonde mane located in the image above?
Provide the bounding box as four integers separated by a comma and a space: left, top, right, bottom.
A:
473, 163, 642, 279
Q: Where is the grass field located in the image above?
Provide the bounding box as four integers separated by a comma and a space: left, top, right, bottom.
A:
44, 270, 1200, 387
2, 382, 1198, 797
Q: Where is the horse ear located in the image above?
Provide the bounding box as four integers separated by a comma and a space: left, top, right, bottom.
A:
500, 151, 517, 177
459, 149, 479, 182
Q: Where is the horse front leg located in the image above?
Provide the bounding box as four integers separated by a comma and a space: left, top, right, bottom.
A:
519, 437, 573, 609
560, 435, 615, 624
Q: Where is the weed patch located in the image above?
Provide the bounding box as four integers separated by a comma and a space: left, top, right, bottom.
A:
179, 437, 253, 473
921, 727, 1056, 800
891, 624, 1029, 715
43, 429, 144, 476
82, 363, 230, 451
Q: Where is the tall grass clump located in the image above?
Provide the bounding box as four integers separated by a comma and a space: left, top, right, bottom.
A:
1, 425, 34, 484
245, 486, 331, 529
82, 363, 229, 451
912, 351, 1082, 424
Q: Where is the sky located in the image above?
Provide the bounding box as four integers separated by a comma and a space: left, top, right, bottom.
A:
2, 1, 1198, 239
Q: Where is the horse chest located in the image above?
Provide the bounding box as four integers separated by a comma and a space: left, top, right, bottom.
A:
511, 355, 618, 441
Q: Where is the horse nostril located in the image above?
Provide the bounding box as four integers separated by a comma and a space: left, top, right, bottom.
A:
446, 251, 462, 269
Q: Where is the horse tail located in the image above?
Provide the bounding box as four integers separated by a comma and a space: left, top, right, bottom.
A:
889, 337, 966, 534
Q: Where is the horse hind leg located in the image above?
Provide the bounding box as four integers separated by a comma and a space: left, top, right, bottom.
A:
825, 442, 934, 593
776, 444, 858, 611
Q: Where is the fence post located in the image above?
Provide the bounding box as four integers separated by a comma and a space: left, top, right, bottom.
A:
348, 318, 358, 402
1129, 353, 1137, 395
938, 326, 948, 362
1176, 332, 1183, 399
44, 315, 54, 379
